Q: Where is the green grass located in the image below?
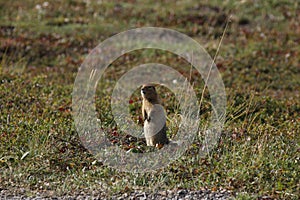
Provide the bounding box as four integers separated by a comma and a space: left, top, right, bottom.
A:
1, 0, 299, 199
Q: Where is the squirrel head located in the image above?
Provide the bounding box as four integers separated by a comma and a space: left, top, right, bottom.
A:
141, 84, 161, 104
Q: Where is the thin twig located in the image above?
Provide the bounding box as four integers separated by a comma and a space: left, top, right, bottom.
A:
198, 15, 231, 111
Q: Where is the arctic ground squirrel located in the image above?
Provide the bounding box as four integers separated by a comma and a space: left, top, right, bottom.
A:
141, 84, 169, 147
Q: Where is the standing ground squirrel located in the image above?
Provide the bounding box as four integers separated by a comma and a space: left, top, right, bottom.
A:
141, 84, 169, 146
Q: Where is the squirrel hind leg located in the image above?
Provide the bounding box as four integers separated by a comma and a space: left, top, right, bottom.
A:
146, 138, 154, 146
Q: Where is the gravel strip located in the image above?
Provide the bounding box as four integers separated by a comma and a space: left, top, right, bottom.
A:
1, 189, 234, 200
111, 189, 234, 200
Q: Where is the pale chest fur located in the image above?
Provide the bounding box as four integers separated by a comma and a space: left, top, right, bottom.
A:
144, 104, 166, 138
